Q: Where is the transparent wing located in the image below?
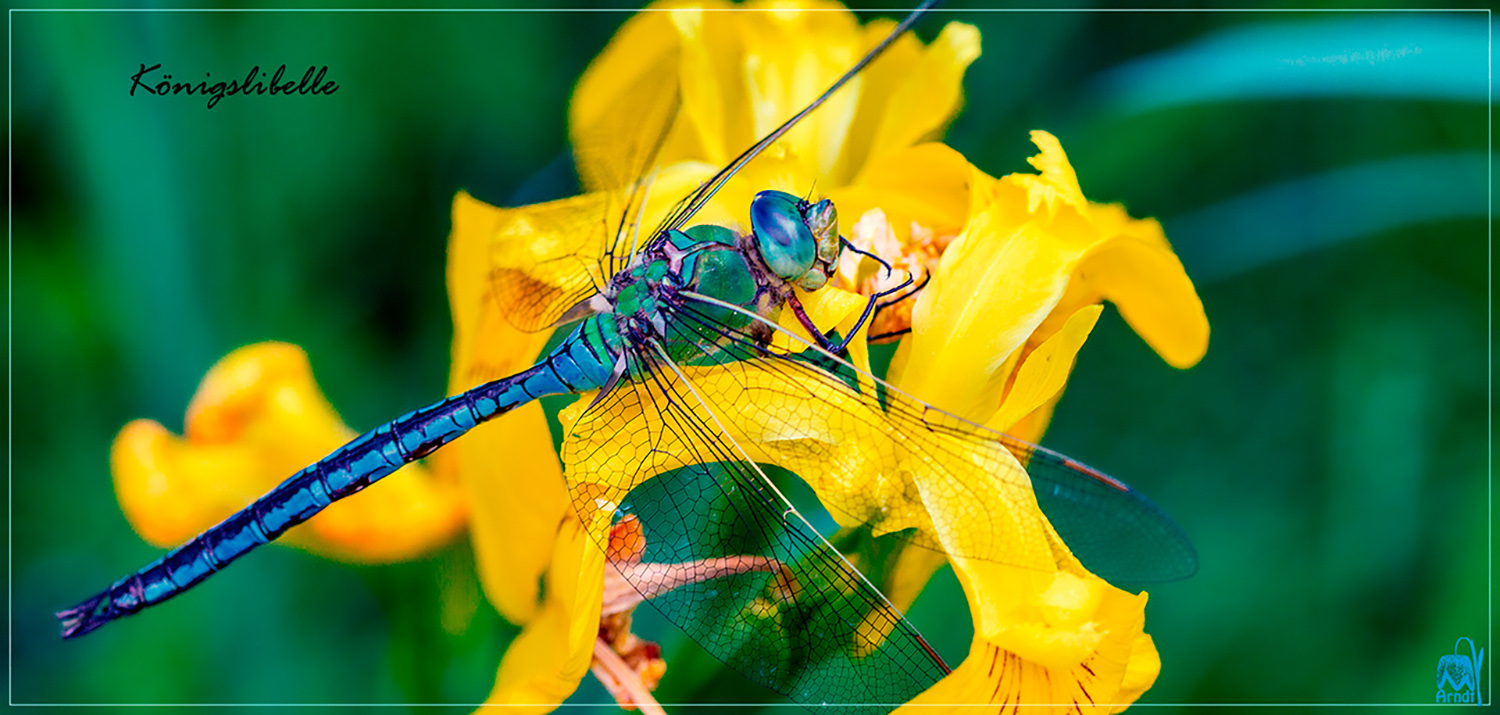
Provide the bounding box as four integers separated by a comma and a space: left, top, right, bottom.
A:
556, 295, 1194, 706
563, 341, 949, 710
489, 44, 685, 332
570, 45, 685, 278
654, 296, 1199, 585
487, 190, 627, 333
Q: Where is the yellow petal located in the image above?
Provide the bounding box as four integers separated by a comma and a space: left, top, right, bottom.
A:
569, 5, 687, 193
593, 0, 980, 193
671, 2, 743, 168
450, 401, 565, 626
832, 142, 979, 243
895, 199, 1094, 422
112, 419, 263, 548
886, 352, 1162, 709
772, 284, 868, 351
894, 131, 1206, 427
898, 604, 1154, 713
738, 0, 863, 179
846, 22, 980, 177
446, 191, 570, 625
1017, 129, 1088, 215
998, 392, 1060, 446
1112, 633, 1162, 712
900, 497, 1160, 712
823, 18, 924, 184
113, 342, 465, 563
986, 305, 1102, 433
890, 137, 1098, 417
1076, 205, 1209, 369
484, 190, 617, 332
484, 518, 604, 708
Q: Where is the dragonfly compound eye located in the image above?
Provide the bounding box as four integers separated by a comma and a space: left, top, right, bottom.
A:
751, 190, 817, 282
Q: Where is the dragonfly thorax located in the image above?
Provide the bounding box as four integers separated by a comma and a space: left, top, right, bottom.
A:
593, 190, 844, 366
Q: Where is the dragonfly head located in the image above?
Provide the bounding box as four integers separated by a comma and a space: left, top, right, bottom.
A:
750, 190, 840, 292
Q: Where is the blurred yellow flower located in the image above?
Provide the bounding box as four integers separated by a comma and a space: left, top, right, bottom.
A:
112, 342, 466, 563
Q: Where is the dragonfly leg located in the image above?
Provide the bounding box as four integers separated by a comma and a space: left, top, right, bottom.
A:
875, 270, 930, 313
785, 293, 843, 354
859, 270, 931, 340
788, 288, 888, 355
794, 239, 925, 354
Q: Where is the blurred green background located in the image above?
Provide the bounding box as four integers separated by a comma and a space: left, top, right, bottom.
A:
10, 2, 1490, 708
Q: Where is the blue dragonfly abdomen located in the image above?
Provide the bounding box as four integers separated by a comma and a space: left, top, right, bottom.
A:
58, 198, 817, 640
57, 315, 622, 638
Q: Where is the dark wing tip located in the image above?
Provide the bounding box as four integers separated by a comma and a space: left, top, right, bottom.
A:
1026, 448, 1201, 586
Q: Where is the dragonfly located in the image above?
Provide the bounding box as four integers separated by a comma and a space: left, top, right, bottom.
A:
60, 2, 1197, 710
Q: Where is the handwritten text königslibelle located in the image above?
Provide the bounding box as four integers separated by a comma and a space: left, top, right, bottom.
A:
130, 64, 339, 109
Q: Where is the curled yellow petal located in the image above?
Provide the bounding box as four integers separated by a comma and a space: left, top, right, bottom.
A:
112, 342, 465, 563
897, 202, 1090, 422
895, 131, 1206, 427
900, 475, 1161, 713
1074, 205, 1209, 369
1112, 633, 1162, 712
113, 419, 262, 548
987, 305, 1102, 433
1015, 129, 1088, 215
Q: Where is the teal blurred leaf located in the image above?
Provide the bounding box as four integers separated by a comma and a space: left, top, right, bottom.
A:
1092, 16, 1488, 115
1165, 151, 1487, 280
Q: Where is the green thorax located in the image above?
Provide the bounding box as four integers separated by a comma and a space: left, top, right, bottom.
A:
599, 193, 842, 368
600, 224, 785, 367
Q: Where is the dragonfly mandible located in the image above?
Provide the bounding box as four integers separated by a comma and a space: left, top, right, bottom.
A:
60, 1, 1197, 709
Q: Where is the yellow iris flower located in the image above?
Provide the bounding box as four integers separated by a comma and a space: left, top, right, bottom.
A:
108, 0, 1206, 711
466, 2, 1206, 710
866, 132, 1207, 712
462, 2, 987, 709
